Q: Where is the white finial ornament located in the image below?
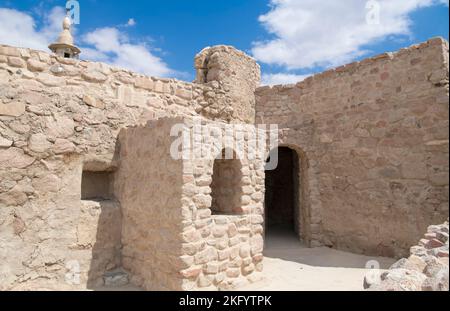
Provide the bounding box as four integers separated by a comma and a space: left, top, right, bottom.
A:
48, 10, 81, 59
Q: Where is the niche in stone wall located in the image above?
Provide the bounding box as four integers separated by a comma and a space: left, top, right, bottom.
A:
81, 170, 115, 201
210, 149, 243, 215
81, 158, 118, 201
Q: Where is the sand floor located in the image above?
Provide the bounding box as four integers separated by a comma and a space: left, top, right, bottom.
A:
241, 227, 396, 291
97, 227, 396, 291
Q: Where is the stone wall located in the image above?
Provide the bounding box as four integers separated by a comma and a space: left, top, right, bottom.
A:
114, 119, 185, 290
179, 118, 265, 290
195, 46, 261, 124
0, 43, 260, 290
366, 220, 449, 291
114, 117, 265, 291
255, 38, 449, 258
210, 153, 243, 214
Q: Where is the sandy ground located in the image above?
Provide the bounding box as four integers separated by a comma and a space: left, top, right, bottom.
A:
241, 227, 396, 291
96, 227, 396, 291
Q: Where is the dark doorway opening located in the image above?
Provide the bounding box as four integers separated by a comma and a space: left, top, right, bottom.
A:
265, 147, 300, 243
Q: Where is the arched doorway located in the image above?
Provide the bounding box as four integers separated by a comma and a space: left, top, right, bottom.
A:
265, 146, 308, 244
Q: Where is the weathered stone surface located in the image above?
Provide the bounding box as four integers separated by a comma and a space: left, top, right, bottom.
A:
422, 268, 449, 291
52, 139, 76, 154
32, 174, 60, 193
37, 73, 65, 86
0, 187, 28, 206
367, 220, 449, 291
369, 269, 427, 291
83, 95, 105, 109
7, 57, 26, 68
255, 38, 449, 258
27, 59, 47, 72
45, 115, 74, 138
0, 147, 34, 169
28, 134, 51, 153
134, 77, 154, 90
0, 102, 25, 117
0, 136, 13, 148
0, 37, 448, 292
82, 70, 107, 83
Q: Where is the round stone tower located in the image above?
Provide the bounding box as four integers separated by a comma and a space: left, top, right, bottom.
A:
194, 46, 261, 124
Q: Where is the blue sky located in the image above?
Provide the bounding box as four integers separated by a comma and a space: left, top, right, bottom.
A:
0, 0, 448, 84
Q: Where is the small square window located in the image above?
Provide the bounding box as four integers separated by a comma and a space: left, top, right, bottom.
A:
81, 171, 114, 201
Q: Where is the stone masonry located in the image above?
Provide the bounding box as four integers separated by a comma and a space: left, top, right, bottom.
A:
0, 43, 261, 290
0, 35, 449, 291
115, 117, 265, 290
366, 220, 449, 291
256, 38, 449, 258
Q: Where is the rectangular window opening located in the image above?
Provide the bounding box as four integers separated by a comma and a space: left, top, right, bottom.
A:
81, 170, 114, 201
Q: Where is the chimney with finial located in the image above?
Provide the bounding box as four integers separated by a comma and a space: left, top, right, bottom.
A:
48, 9, 81, 59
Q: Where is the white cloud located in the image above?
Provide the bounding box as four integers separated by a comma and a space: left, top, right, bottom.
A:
0, 7, 172, 77
253, 0, 448, 70
0, 7, 58, 51
83, 27, 172, 77
261, 73, 309, 86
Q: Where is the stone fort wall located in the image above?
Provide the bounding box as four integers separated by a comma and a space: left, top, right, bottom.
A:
255, 37, 449, 258
115, 118, 265, 290
0, 36, 448, 291
0, 44, 260, 290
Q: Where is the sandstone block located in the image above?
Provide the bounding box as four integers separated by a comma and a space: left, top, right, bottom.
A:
8, 57, 26, 68
180, 266, 202, 278
226, 268, 240, 278
197, 275, 212, 288
0, 102, 25, 117
218, 249, 230, 261
239, 245, 251, 258
242, 263, 255, 275
227, 223, 238, 237
82, 70, 107, 83
0, 147, 34, 169
53, 139, 76, 154
424, 257, 448, 278
37, 73, 65, 86
27, 59, 47, 72
0, 188, 28, 206
422, 268, 449, 291
28, 134, 51, 153
135, 77, 154, 91
204, 262, 220, 274
83, 95, 105, 109
0, 136, 13, 148
31, 174, 60, 193
45, 115, 74, 138
0, 46, 20, 56
194, 247, 217, 265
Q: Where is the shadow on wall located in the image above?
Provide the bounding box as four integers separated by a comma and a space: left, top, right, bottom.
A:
79, 142, 123, 290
